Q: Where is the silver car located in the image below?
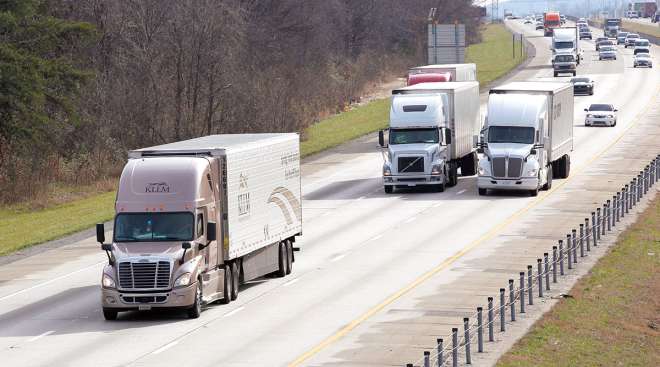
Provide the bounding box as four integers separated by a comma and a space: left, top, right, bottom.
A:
624, 33, 640, 48
599, 46, 617, 60
584, 104, 618, 127
634, 53, 653, 68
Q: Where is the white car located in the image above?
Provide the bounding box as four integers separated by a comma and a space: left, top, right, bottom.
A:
584, 104, 618, 127
598, 46, 617, 60
634, 53, 653, 68
633, 39, 651, 55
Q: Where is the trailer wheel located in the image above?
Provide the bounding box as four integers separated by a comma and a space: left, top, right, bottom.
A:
188, 281, 203, 318
230, 261, 239, 301
543, 165, 553, 190
384, 185, 393, 194
448, 162, 458, 187
277, 242, 287, 278
562, 155, 571, 178
103, 308, 118, 321
285, 240, 293, 275
220, 267, 232, 305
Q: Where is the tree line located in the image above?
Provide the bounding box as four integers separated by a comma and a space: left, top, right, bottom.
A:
0, 0, 482, 203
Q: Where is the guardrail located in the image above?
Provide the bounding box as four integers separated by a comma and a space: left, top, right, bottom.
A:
404, 155, 660, 367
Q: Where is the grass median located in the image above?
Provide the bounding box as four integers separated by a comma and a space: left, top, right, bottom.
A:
497, 196, 660, 367
0, 23, 528, 257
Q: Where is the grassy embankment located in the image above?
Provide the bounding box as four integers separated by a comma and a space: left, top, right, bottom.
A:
0, 23, 526, 257
497, 197, 660, 367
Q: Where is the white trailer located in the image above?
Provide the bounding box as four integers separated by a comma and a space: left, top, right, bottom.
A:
552, 27, 582, 64
379, 81, 481, 192
408, 63, 477, 82
476, 82, 573, 196
98, 134, 301, 320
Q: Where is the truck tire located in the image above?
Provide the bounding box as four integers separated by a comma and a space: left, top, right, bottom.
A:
553, 72, 558, 77
448, 162, 458, 187
277, 242, 287, 278
436, 182, 445, 192
103, 308, 118, 321
559, 155, 571, 179
384, 185, 393, 194
188, 281, 203, 318
220, 267, 232, 305
230, 261, 239, 301
285, 240, 293, 275
478, 188, 487, 196
543, 165, 553, 190
461, 152, 478, 176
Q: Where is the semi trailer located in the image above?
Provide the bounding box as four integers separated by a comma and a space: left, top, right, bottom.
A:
407, 63, 477, 85
379, 81, 481, 193
97, 134, 302, 320
476, 82, 574, 196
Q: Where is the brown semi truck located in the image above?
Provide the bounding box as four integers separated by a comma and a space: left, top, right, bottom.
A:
97, 134, 302, 320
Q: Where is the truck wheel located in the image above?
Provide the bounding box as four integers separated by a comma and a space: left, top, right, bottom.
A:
384, 185, 393, 194
478, 188, 487, 196
285, 240, 293, 275
230, 261, 240, 301
220, 267, 232, 305
448, 162, 458, 187
553, 72, 558, 77
530, 186, 539, 197
188, 281, 203, 318
461, 152, 478, 176
543, 165, 553, 190
561, 155, 571, 178
103, 308, 118, 321
277, 242, 287, 278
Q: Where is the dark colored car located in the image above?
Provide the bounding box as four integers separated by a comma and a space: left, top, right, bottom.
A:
596, 40, 613, 51
570, 77, 594, 95
579, 29, 592, 40
616, 32, 628, 44
594, 37, 608, 49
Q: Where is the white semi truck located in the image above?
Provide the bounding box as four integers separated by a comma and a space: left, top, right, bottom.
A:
476, 82, 573, 196
552, 27, 582, 64
96, 134, 302, 320
379, 81, 481, 193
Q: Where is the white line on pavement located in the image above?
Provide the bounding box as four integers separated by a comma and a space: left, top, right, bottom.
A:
152, 341, 179, 355
223, 306, 245, 318
330, 254, 347, 262
456, 189, 466, 195
283, 278, 300, 287
369, 234, 383, 242
403, 217, 416, 224
27, 330, 55, 343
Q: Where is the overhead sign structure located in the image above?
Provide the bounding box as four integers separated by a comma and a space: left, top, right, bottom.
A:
427, 23, 466, 65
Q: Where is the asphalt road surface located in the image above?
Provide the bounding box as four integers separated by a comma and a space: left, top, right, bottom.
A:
0, 19, 658, 367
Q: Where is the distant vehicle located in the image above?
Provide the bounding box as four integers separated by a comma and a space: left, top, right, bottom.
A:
598, 46, 617, 60
584, 104, 617, 127
381, 82, 481, 193
579, 28, 592, 40
576, 21, 588, 28
407, 64, 476, 85
654, 11, 660, 23
633, 39, 651, 55
596, 39, 613, 51
536, 22, 544, 30
553, 53, 577, 76
578, 17, 587, 23
524, 19, 533, 24
626, 10, 639, 19
544, 12, 561, 36
560, 15, 567, 24
634, 53, 653, 68
625, 33, 640, 47
616, 32, 629, 44
594, 37, 608, 47
570, 77, 594, 95
603, 18, 621, 38
477, 82, 574, 196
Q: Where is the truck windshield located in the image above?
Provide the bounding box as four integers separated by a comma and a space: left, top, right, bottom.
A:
555, 55, 574, 62
114, 213, 194, 242
488, 126, 535, 144
554, 41, 574, 49
390, 128, 438, 144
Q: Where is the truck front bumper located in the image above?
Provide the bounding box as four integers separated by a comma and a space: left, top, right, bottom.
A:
101, 283, 197, 310
383, 174, 444, 187
477, 176, 539, 191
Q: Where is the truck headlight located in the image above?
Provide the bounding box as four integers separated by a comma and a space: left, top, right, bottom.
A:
431, 164, 443, 175
383, 166, 391, 176
478, 166, 486, 176
102, 274, 116, 289
529, 168, 538, 176
174, 273, 192, 288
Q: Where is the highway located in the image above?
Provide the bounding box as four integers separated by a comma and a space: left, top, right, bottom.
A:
0, 19, 658, 367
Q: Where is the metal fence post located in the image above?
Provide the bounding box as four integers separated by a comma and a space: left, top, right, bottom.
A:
624, 185, 629, 214
632, 178, 637, 205
567, 234, 573, 269
579, 224, 585, 257
509, 279, 515, 321
607, 200, 612, 231
572, 229, 577, 263
499, 288, 506, 332
616, 193, 621, 222
559, 240, 565, 275
464, 318, 471, 365
585, 218, 591, 252
476, 308, 483, 353
638, 174, 643, 200
452, 328, 458, 367
544, 253, 550, 290
519, 272, 525, 314
487, 297, 494, 342
537, 259, 543, 298
552, 247, 558, 283
527, 266, 533, 305
437, 338, 444, 367
592, 212, 598, 246
597, 207, 602, 239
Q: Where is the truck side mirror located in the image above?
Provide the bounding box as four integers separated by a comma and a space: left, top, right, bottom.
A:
207, 222, 217, 242
96, 223, 105, 244
101, 243, 112, 251
181, 242, 191, 264
444, 129, 452, 145
378, 130, 387, 148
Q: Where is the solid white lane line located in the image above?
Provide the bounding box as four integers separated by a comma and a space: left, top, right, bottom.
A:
283, 278, 300, 287
369, 234, 383, 242
223, 306, 245, 318
357, 196, 366, 201
151, 340, 179, 355
27, 330, 55, 343
0, 261, 105, 302
330, 254, 347, 262
403, 217, 416, 224
456, 189, 466, 195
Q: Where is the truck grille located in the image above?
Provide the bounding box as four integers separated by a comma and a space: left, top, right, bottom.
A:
398, 156, 425, 173
118, 261, 171, 290
492, 157, 523, 178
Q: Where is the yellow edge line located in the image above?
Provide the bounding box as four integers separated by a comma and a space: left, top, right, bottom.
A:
288, 85, 660, 367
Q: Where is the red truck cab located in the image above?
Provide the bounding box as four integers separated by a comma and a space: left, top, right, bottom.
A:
544, 12, 561, 37
406, 72, 452, 86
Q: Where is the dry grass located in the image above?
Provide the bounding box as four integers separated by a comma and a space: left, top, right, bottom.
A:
497, 197, 660, 367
